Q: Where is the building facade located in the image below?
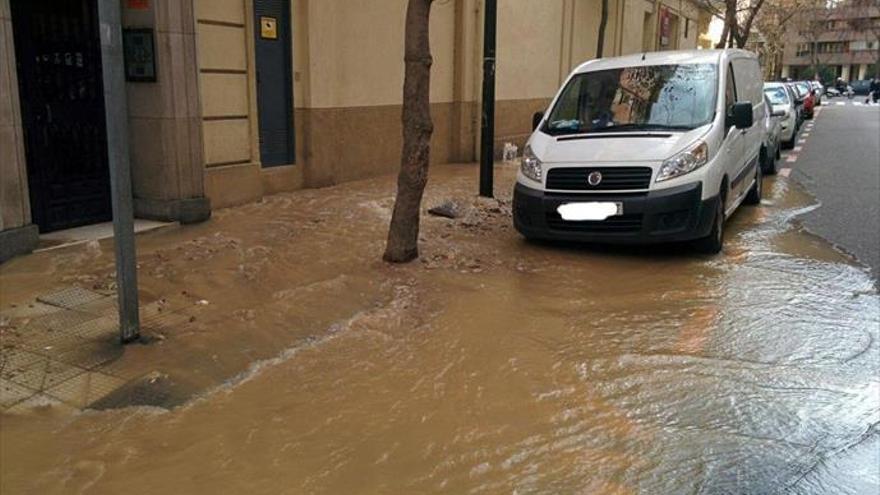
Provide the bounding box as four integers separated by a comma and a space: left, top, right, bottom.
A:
0, 0, 712, 261
781, 0, 880, 81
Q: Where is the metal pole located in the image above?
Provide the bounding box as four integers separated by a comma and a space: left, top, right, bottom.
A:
98, 0, 140, 343
479, 0, 497, 198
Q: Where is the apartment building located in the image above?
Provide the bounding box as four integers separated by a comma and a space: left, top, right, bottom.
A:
0, 0, 712, 261
781, 0, 880, 81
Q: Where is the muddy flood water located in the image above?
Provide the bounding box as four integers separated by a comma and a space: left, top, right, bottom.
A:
1, 164, 878, 494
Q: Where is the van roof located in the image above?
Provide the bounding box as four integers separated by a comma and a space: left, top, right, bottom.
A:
573, 49, 755, 74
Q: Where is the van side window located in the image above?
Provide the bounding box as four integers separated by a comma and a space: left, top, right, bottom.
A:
725, 63, 737, 129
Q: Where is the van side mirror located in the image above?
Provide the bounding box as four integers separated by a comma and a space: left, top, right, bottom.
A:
532, 111, 544, 130
730, 102, 753, 129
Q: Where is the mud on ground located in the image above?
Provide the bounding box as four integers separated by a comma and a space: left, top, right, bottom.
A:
1, 163, 878, 494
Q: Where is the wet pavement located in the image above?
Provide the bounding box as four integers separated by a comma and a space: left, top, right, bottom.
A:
786, 102, 880, 276
1, 162, 878, 494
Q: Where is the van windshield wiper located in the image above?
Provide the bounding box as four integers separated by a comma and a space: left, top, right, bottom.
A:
588, 123, 694, 133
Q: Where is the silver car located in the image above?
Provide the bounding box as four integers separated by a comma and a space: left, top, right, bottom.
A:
765, 82, 797, 149
761, 94, 782, 175
810, 80, 824, 106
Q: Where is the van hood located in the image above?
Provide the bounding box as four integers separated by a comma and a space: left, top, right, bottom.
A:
532, 124, 711, 163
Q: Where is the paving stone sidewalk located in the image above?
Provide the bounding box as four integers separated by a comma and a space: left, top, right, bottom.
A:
0, 286, 197, 414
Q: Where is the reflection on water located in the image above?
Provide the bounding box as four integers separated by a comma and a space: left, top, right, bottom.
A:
1, 168, 878, 494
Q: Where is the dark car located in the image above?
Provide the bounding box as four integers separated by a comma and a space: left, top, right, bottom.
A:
851, 79, 872, 95
785, 82, 805, 127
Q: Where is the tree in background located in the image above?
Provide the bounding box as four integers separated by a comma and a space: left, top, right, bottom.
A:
700, 0, 767, 49
384, 0, 435, 263
754, 0, 809, 79
731, 0, 766, 47
597, 0, 609, 57
791, 0, 838, 78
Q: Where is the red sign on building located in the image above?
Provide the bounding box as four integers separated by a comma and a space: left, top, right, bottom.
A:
127, 0, 150, 10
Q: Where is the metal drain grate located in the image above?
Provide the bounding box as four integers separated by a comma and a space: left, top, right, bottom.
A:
37, 286, 107, 309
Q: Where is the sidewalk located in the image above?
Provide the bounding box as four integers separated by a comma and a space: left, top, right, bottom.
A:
0, 163, 515, 414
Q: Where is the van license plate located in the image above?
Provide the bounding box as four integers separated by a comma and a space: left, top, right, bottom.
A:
557, 202, 623, 221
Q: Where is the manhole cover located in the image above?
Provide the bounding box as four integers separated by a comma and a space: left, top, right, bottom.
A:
37, 287, 107, 309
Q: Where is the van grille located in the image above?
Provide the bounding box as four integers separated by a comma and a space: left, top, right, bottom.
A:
545, 213, 644, 233
545, 167, 653, 191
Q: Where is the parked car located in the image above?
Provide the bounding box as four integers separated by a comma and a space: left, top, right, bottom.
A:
514, 49, 764, 254
851, 79, 872, 95
784, 82, 805, 128
794, 81, 815, 118
764, 82, 796, 150
760, 94, 782, 175
810, 80, 824, 106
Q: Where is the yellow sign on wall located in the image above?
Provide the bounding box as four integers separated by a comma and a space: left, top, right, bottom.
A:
260, 16, 278, 40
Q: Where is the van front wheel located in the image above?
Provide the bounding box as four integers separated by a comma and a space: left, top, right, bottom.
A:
695, 197, 724, 254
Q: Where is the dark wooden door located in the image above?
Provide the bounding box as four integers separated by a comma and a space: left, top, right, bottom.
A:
254, 0, 295, 167
11, 0, 112, 233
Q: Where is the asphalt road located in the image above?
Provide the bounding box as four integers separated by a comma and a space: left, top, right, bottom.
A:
786, 99, 880, 278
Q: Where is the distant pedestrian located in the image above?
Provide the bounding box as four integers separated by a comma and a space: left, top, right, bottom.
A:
870, 78, 880, 104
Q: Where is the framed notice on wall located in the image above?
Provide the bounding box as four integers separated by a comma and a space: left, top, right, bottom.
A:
122, 28, 156, 82
659, 7, 671, 47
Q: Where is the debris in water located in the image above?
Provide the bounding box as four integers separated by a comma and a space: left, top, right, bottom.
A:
428, 200, 462, 219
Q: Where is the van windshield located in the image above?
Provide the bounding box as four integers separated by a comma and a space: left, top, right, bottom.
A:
543, 64, 718, 135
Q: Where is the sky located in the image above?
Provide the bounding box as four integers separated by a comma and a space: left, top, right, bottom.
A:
707, 17, 725, 46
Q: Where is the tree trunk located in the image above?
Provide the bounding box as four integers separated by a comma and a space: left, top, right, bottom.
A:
597, 0, 609, 57
727, 20, 737, 48
734, 19, 747, 47
715, 0, 735, 49
716, 20, 730, 49
383, 0, 434, 263
736, 0, 764, 48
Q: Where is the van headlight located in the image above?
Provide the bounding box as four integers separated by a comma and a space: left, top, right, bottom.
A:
521, 145, 542, 182
656, 141, 709, 182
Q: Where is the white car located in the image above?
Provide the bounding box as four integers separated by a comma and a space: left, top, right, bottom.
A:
810, 80, 824, 106
764, 82, 797, 149
514, 49, 764, 254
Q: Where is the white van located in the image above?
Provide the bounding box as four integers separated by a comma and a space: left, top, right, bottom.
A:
514, 49, 764, 253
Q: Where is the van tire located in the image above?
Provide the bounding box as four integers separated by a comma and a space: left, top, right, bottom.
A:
695, 193, 725, 254
745, 165, 762, 205
762, 145, 778, 175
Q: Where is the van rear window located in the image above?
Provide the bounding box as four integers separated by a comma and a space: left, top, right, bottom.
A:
544, 64, 718, 135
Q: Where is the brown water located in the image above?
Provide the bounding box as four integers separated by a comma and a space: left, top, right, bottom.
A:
1, 165, 878, 494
